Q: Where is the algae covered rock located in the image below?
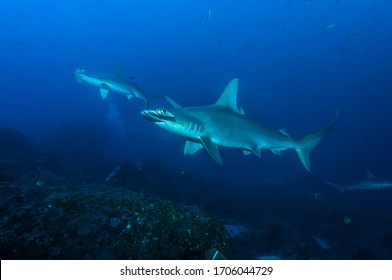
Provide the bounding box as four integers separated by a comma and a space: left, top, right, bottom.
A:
0, 182, 231, 259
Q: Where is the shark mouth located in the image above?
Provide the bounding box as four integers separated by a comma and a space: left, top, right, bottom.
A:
141, 110, 162, 122
141, 109, 175, 123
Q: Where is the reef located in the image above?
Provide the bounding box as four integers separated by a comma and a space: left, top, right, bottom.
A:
0, 181, 231, 259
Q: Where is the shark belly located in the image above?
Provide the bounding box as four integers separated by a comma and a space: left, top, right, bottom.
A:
80, 75, 104, 88
106, 83, 132, 95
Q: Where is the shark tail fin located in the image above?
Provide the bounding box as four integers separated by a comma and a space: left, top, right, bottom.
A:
324, 182, 344, 193
295, 113, 338, 171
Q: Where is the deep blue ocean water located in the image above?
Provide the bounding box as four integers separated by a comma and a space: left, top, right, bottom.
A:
1, 0, 392, 259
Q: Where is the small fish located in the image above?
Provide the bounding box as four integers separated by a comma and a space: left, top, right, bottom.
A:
36, 179, 45, 186
343, 216, 352, 224
324, 23, 336, 30
204, 9, 211, 23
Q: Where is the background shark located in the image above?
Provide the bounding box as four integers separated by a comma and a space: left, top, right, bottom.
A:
142, 78, 337, 171
325, 171, 392, 193
75, 64, 148, 105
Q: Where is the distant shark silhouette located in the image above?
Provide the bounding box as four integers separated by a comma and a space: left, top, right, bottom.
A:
75, 64, 148, 105
142, 78, 337, 171
325, 171, 392, 193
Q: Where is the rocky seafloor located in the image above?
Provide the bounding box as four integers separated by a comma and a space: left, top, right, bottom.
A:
0, 180, 231, 259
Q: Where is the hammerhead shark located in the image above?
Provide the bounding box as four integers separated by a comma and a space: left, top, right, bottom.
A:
141, 78, 337, 171
325, 171, 392, 193
75, 64, 148, 105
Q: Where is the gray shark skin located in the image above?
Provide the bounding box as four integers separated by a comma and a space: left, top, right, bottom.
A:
141, 78, 337, 171
75, 64, 147, 104
325, 172, 392, 193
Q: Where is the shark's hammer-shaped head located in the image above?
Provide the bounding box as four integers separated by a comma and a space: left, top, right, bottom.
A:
74, 68, 87, 83
141, 108, 204, 140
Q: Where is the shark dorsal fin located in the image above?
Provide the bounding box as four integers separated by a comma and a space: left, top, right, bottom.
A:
165, 96, 182, 108
113, 64, 123, 76
215, 78, 241, 113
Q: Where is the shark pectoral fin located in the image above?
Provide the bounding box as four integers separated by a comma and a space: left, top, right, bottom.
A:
200, 137, 222, 165
101, 83, 111, 90
184, 141, 203, 155
99, 88, 109, 99
165, 96, 182, 108
127, 95, 133, 100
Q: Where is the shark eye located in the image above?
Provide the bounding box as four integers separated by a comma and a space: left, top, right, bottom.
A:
156, 108, 175, 120
157, 108, 168, 115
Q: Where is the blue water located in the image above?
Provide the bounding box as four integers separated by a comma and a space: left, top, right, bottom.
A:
1, 0, 392, 259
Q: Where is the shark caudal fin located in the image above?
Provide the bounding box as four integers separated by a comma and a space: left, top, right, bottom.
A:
324, 182, 344, 193
295, 111, 338, 171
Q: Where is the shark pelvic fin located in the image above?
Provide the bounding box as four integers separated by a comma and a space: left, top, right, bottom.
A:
250, 146, 261, 157
100, 88, 109, 99
165, 96, 182, 108
184, 141, 203, 155
127, 95, 133, 100
215, 78, 242, 113
271, 149, 283, 155
200, 137, 222, 165
113, 64, 123, 76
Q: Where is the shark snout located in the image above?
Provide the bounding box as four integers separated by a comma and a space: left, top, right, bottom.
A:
141, 109, 176, 123
141, 110, 163, 122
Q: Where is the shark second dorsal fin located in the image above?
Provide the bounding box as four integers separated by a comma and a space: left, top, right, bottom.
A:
278, 128, 293, 141
215, 78, 241, 113
113, 64, 123, 76
165, 96, 182, 108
